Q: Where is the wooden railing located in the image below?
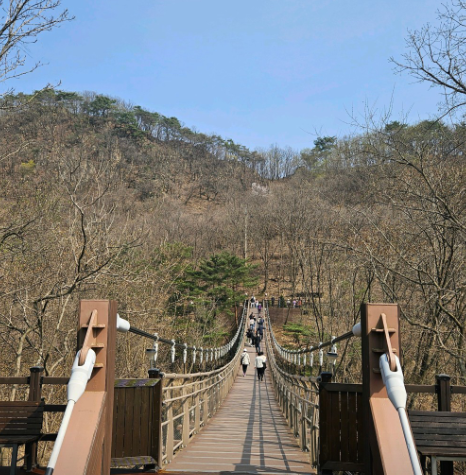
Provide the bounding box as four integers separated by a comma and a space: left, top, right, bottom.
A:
0, 367, 68, 470
0, 300, 247, 473
160, 302, 247, 464
263, 309, 319, 467
317, 372, 466, 473
318, 374, 365, 473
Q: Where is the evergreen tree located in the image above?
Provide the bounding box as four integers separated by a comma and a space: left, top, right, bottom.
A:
181, 251, 258, 316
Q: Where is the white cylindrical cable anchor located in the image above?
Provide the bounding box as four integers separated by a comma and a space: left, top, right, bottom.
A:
183, 343, 187, 364
352, 322, 362, 337
146, 333, 159, 367
45, 349, 96, 475
379, 354, 423, 475
116, 313, 130, 332
171, 340, 176, 363
200, 347, 204, 364
192, 346, 197, 364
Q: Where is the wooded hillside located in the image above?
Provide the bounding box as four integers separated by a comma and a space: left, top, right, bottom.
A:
1, 90, 465, 388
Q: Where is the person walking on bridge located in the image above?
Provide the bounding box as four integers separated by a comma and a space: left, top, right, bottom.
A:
255, 351, 266, 381
253, 331, 261, 353
241, 349, 250, 376
257, 315, 265, 340
249, 314, 256, 331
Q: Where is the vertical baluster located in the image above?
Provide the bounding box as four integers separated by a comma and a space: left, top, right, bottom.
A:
182, 384, 190, 447
194, 379, 201, 433
166, 400, 174, 463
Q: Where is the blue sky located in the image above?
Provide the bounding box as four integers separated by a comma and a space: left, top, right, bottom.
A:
11, 0, 444, 151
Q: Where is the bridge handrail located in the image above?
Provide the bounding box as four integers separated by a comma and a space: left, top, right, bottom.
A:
265, 303, 360, 372
118, 301, 247, 368
160, 301, 248, 464
163, 351, 241, 380
263, 305, 319, 465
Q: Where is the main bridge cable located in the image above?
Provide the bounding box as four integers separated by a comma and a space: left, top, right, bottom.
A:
265, 304, 361, 368
116, 301, 247, 368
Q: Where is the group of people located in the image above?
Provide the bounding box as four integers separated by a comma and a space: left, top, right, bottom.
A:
250, 295, 263, 312
241, 349, 267, 381
241, 307, 267, 381
247, 313, 265, 350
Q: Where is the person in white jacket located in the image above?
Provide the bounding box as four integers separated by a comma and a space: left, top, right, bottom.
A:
255, 352, 267, 381
241, 349, 251, 376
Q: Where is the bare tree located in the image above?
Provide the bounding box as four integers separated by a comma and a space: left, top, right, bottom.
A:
0, 0, 72, 91
391, 0, 466, 116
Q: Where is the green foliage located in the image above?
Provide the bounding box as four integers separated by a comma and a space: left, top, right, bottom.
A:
19, 160, 36, 174
384, 121, 408, 133
300, 136, 337, 173
179, 251, 258, 315
282, 323, 313, 336
85, 95, 117, 117
313, 136, 337, 152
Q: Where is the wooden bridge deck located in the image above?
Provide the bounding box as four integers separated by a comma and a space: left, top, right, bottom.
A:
162, 340, 315, 474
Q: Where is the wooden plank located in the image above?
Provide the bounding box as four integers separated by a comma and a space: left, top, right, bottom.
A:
319, 386, 330, 464
44, 404, 66, 412
321, 383, 362, 393
0, 435, 39, 444
329, 390, 340, 461
0, 422, 42, 435
356, 391, 365, 464
414, 439, 466, 448
138, 387, 150, 456
130, 387, 142, 456
451, 386, 466, 394
41, 377, 69, 384
0, 378, 28, 384
113, 387, 127, 458
415, 446, 466, 457
347, 391, 358, 463
122, 388, 135, 457
322, 461, 365, 471
39, 434, 57, 441
339, 391, 349, 462
412, 427, 466, 436
405, 384, 436, 393
0, 402, 43, 408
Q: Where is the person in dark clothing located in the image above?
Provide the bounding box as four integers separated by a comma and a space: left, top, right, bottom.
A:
257, 326, 264, 340
246, 328, 253, 345
257, 316, 265, 340
253, 332, 261, 353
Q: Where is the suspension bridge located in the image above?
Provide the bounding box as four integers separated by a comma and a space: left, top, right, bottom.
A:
1, 299, 466, 475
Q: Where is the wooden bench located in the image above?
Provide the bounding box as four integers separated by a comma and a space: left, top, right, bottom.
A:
0, 401, 45, 475
409, 410, 466, 475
